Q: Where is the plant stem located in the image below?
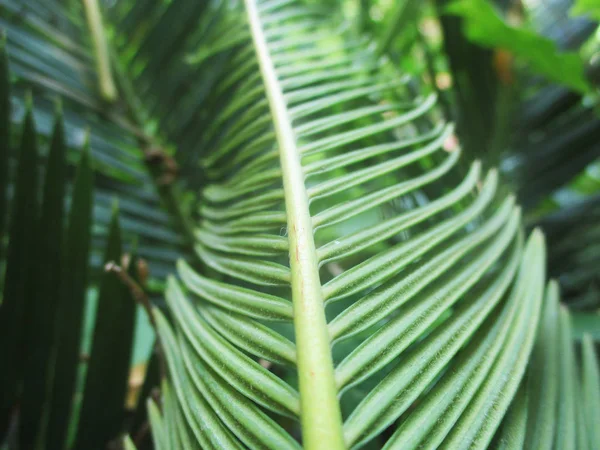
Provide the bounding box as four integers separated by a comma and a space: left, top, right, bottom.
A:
244, 1, 346, 448
82, 0, 117, 102
108, 47, 197, 253
144, 151, 197, 251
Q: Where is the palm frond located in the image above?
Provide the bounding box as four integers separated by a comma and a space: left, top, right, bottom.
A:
73, 209, 137, 448
0, 0, 190, 282
107, 0, 223, 184
0, 19, 185, 443
0, 84, 139, 448
144, 1, 567, 448
2, 1, 599, 449
493, 283, 599, 449
434, 0, 600, 308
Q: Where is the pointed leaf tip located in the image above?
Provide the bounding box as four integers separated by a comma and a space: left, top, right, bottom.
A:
54, 97, 63, 118
24, 91, 33, 112
530, 227, 546, 246
111, 198, 120, 216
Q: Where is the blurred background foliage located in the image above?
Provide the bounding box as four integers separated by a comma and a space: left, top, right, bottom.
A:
0, 0, 599, 448
344, 0, 600, 311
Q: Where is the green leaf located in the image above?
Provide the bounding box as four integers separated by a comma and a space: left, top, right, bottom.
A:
376, 0, 422, 56
571, 0, 600, 21
446, 0, 591, 93
0, 34, 9, 262
137, 0, 565, 447
343, 233, 523, 447
177, 259, 293, 321
154, 311, 244, 449
335, 203, 521, 391
570, 312, 600, 341
524, 281, 560, 449
19, 102, 68, 449
0, 3, 188, 282
164, 276, 300, 418
147, 396, 167, 450
0, 99, 40, 433
495, 383, 528, 449
581, 333, 600, 446
555, 306, 578, 449
46, 143, 94, 450
498, 287, 596, 450
8, 0, 595, 448
179, 336, 302, 450
383, 230, 546, 449
123, 435, 138, 450
74, 207, 137, 449
200, 304, 297, 366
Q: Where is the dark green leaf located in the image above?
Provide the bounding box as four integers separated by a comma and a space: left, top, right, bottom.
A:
570, 312, 600, 341
46, 143, 94, 450
581, 333, 600, 446
74, 207, 137, 450
0, 99, 40, 434
19, 102, 68, 449
0, 34, 10, 262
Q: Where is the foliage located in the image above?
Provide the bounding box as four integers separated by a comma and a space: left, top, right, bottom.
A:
0, 0, 599, 449
144, 0, 596, 448
433, 0, 600, 308
0, 39, 153, 450
572, 0, 600, 21
0, 0, 189, 284
446, 0, 591, 93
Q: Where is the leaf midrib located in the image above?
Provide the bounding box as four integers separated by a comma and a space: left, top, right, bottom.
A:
243, 1, 345, 448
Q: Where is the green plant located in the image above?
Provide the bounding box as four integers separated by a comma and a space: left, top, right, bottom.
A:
0, 40, 154, 450
1, 0, 599, 449
430, 0, 600, 308
146, 1, 598, 448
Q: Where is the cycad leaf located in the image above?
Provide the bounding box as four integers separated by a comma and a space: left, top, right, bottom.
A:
46, 143, 94, 450
555, 305, 578, 450
74, 208, 137, 449
165, 276, 300, 418
382, 231, 545, 449
0, 1, 189, 282
0, 99, 39, 432
148, 0, 559, 448
495, 383, 528, 449
342, 231, 523, 447
148, 397, 167, 450
9, 0, 593, 448
0, 35, 9, 258
123, 435, 138, 450
581, 333, 600, 446
493, 282, 600, 450
154, 310, 245, 449
19, 103, 68, 448
524, 281, 560, 449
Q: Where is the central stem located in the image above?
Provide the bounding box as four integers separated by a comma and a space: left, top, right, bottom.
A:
82, 0, 117, 102
244, 1, 345, 448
